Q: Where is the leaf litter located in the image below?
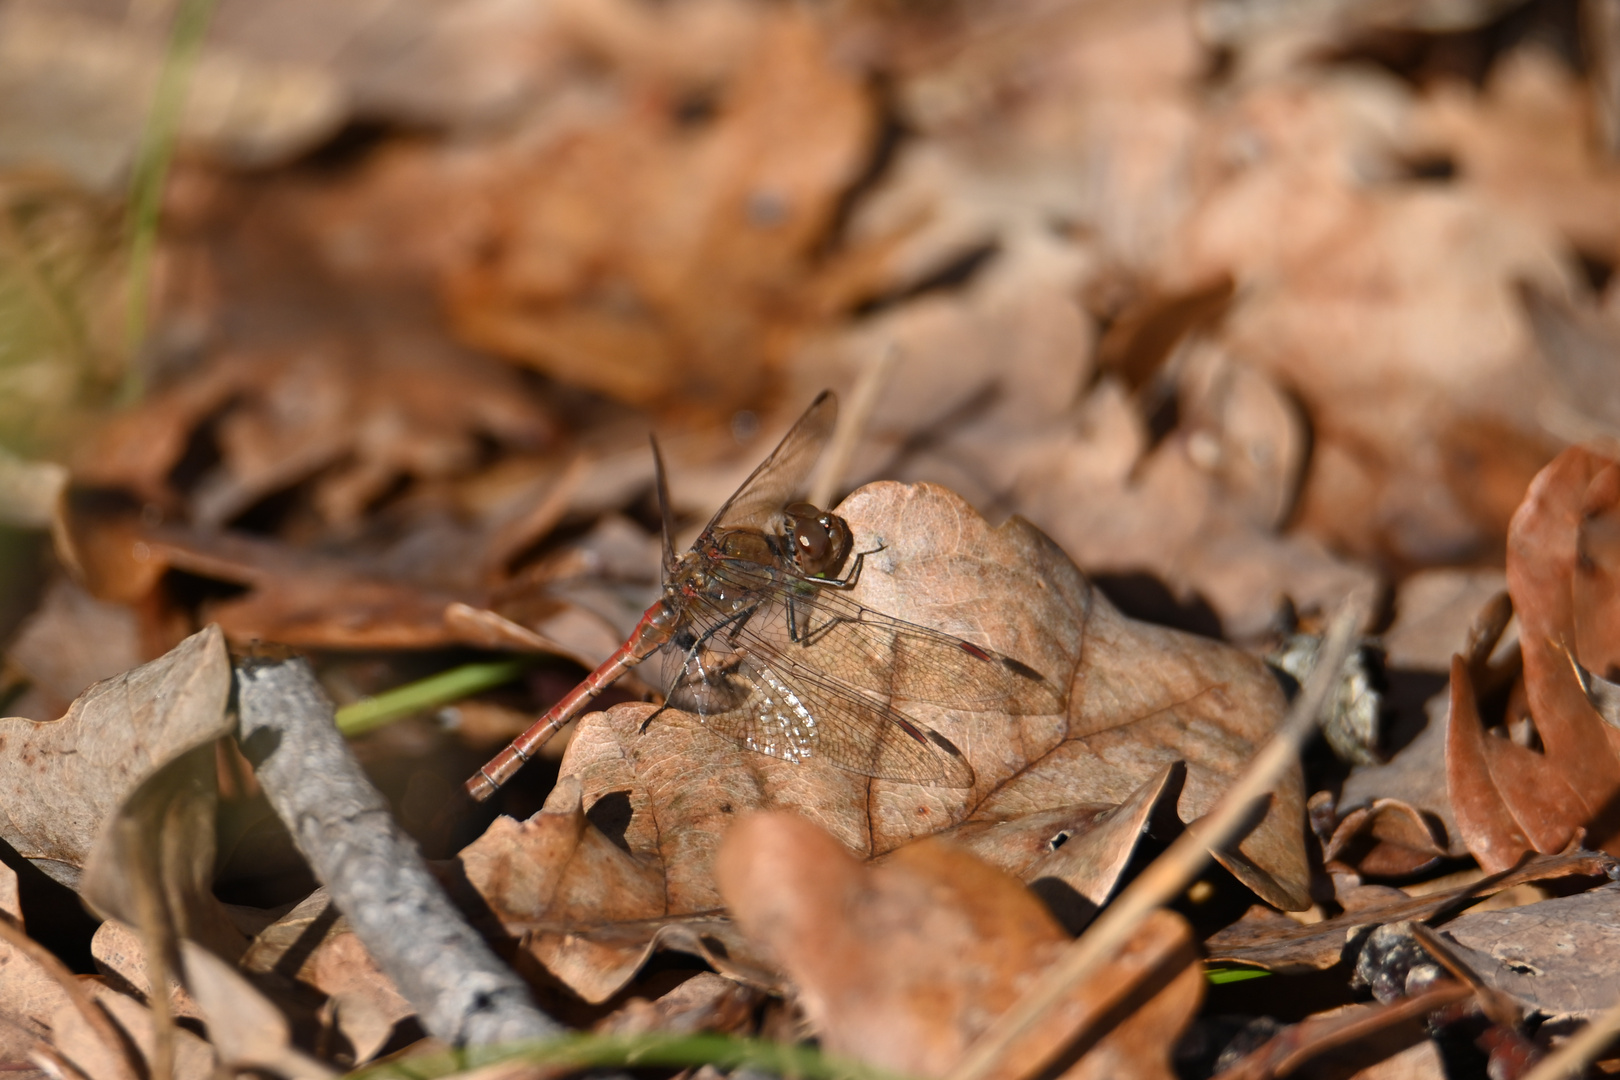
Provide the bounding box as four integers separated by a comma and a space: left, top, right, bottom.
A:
7, 0, 1620, 1078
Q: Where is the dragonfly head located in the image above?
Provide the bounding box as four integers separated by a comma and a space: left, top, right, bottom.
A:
782, 502, 853, 579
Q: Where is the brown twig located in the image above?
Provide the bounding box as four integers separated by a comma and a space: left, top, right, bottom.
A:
808, 344, 898, 511
1522, 995, 1620, 1080
119, 817, 175, 1080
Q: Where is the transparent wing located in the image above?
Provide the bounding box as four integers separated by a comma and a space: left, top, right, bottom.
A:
664, 640, 975, 786
710, 564, 1067, 716
703, 391, 837, 534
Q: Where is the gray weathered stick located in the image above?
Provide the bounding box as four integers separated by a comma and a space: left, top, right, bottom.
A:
234, 656, 560, 1047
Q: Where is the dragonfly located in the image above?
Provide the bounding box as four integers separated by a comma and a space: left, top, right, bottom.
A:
465, 391, 1066, 801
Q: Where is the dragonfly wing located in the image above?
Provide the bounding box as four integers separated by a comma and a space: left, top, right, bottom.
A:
725, 575, 1067, 716
663, 633, 974, 786
702, 391, 837, 534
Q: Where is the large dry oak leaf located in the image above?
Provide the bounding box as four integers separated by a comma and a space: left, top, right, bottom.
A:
460, 482, 1310, 1001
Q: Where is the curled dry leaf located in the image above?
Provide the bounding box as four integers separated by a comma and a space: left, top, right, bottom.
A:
81, 733, 248, 962
1338, 693, 1471, 864
1323, 799, 1452, 879
1448, 447, 1620, 871
459, 482, 1309, 1001
926, 762, 1185, 934
90, 919, 203, 1021
713, 810, 1202, 1079
76, 981, 217, 1080
0, 625, 233, 890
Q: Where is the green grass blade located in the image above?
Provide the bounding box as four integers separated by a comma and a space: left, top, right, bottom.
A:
123, 0, 217, 399
1205, 965, 1272, 985
349, 1032, 912, 1080
335, 659, 535, 737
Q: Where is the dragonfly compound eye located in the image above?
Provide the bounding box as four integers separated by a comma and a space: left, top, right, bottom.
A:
783, 501, 853, 578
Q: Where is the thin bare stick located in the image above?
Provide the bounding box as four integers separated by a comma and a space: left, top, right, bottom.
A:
947, 590, 1373, 1080
1522, 996, 1620, 1080
808, 344, 899, 511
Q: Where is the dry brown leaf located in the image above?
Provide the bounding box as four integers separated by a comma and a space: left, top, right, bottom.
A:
1382, 569, 1511, 672
1016, 377, 1372, 638
1324, 799, 1452, 879
1448, 447, 1620, 870
458, 482, 1309, 1000
1176, 68, 1569, 567
75, 341, 553, 531
1215, 983, 1470, 1080
84, 982, 216, 1080
1204, 850, 1614, 973
714, 810, 1202, 1079
928, 763, 1184, 934
237, 889, 415, 1063
593, 972, 762, 1038
1438, 888, 1620, 1019
0, 4, 343, 191
0, 919, 77, 1078
5, 578, 143, 721
855, 0, 1203, 269
784, 236, 1096, 516
178, 940, 335, 1080
1520, 282, 1620, 443
147, 528, 478, 652
0, 916, 138, 1080
0, 625, 232, 890
1338, 690, 1470, 864
1346, 1038, 1447, 1080
1411, 46, 1620, 260
442, 4, 882, 411
90, 920, 203, 1021
0, 861, 17, 921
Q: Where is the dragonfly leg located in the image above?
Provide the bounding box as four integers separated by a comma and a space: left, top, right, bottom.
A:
672, 604, 759, 684
811, 543, 886, 590
638, 702, 671, 733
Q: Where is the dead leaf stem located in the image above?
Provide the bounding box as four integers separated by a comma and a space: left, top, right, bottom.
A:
233, 656, 562, 1047
947, 589, 1373, 1080
120, 816, 175, 1080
